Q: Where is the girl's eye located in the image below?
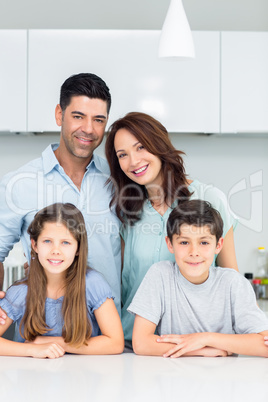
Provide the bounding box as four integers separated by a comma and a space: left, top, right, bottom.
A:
43, 240, 51, 244
62, 241, 70, 245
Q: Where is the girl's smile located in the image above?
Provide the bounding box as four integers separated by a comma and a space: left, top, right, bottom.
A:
31, 222, 78, 278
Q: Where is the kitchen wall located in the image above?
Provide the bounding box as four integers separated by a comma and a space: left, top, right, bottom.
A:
0, 0, 268, 275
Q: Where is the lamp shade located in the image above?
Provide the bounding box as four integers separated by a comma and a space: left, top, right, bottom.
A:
158, 0, 195, 59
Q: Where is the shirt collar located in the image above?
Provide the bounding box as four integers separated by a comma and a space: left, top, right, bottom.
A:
42, 143, 109, 175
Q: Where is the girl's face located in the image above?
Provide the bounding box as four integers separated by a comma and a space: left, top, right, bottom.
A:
31, 222, 78, 278
114, 128, 163, 188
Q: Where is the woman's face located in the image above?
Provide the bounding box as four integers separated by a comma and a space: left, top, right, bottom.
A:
114, 128, 163, 189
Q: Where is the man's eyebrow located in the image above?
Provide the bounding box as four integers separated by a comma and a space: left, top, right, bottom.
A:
71, 111, 107, 120
71, 111, 86, 116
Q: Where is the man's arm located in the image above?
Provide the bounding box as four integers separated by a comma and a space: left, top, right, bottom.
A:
132, 316, 229, 357
157, 331, 268, 358
0, 262, 3, 291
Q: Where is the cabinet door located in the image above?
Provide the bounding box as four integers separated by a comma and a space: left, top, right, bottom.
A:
28, 30, 219, 133
221, 32, 268, 133
0, 30, 27, 132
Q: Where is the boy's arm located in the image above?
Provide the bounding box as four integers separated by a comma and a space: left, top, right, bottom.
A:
157, 331, 268, 358
132, 316, 229, 357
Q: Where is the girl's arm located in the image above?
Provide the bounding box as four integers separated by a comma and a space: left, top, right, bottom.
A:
157, 331, 268, 358
32, 298, 124, 355
216, 227, 238, 271
0, 315, 65, 359
132, 315, 228, 357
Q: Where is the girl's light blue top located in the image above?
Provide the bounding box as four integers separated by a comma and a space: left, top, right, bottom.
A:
121, 179, 238, 341
0, 269, 113, 342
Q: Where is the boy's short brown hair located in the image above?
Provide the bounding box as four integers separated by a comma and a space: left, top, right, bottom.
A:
167, 200, 223, 242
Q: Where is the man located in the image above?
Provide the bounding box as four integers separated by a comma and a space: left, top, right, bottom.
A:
0, 73, 121, 314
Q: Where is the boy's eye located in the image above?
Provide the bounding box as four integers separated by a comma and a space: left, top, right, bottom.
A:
180, 241, 188, 245
201, 241, 209, 245
43, 240, 51, 244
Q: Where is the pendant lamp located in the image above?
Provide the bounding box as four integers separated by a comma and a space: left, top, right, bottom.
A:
158, 0, 195, 59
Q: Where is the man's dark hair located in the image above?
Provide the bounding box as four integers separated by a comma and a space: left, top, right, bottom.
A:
59, 73, 111, 114
167, 200, 223, 242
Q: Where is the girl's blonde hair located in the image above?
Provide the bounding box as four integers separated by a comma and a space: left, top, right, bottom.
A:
19, 203, 91, 348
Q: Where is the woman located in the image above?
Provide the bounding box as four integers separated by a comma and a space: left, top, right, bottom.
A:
105, 112, 238, 345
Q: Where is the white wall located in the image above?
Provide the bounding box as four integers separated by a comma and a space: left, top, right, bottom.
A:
0, 132, 267, 276
0, 0, 268, 31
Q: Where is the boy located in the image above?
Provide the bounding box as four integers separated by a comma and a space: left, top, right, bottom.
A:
128, 200, 268, 358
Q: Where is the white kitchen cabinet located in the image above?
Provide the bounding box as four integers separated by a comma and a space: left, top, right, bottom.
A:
28, 30, 220, 133
221, 32, 268, 133
0, 30, 27, 132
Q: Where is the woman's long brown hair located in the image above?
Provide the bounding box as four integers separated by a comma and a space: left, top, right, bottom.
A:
19, 203, 91, 347
105, 112, 192, 224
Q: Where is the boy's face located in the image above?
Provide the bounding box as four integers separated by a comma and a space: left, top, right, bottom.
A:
165, 224, 223, 284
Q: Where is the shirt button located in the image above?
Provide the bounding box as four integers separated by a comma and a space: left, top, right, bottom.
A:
159, 232, 162, 235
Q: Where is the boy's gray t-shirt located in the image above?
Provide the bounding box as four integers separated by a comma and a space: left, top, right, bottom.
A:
127, 261, 268, 335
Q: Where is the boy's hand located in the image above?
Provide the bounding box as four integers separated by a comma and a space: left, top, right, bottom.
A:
264, 336, 268, 346
157, 333, 208, 358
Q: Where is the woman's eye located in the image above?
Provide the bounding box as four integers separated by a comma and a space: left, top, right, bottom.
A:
118, 153, 126, 158
138, 145, 144, 151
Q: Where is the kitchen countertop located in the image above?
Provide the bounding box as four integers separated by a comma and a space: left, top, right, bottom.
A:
1, 353, 268, 402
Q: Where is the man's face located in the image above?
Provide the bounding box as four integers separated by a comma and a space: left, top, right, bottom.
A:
55, 95, 108, 161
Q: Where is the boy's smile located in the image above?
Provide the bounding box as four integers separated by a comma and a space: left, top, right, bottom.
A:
166, 224, 223, 284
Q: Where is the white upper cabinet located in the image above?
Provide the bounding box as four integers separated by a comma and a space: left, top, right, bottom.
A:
221, 32, 268, 133
0, 30, 27, 132
28, 30, 220, 133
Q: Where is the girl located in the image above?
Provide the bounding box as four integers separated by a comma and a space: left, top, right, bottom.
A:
0, 203, 124, 358
105, 112, 238, 345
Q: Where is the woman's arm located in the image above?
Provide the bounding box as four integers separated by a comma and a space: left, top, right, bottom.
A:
132, 316, 228, 357
31, 298, 124, 355
157, 331, 268, 358
0, 315, 65, 359
121, 237, 125, 273
216, 227, 238, 271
